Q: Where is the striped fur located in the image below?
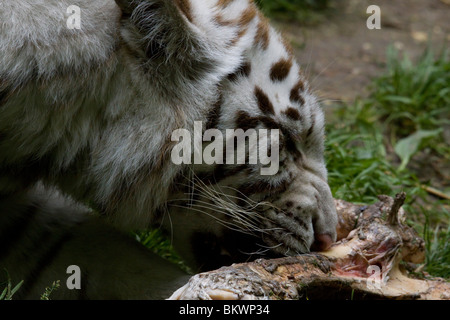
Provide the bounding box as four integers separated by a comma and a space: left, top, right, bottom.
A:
0, 0, 337, 299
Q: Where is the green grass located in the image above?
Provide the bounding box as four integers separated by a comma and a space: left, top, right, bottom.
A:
325, 46, 450, 278
425, 223, 450, 278
0, 270, 23, 300
135, 229, 192, 274
368, 46, 450, 170
40, 280, 61, 300
371, 47, 450, 141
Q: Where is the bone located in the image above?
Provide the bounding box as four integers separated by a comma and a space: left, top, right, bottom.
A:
168, 194, 449, 300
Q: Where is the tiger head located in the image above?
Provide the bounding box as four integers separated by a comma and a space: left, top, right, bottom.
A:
144, 0, 339, 271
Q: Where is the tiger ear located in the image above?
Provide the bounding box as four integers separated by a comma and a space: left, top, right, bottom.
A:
114, 0, 191, 21
114, 0, 192, 25
113, 0, 198, 63
113, 0, 218, 95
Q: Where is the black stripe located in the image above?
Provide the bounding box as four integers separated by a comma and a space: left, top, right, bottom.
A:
205, 93, 223, 130
258, 115, 280, 130
284, 133, 301, 159
270, 59, 292, 82
254, 86, 275, 115
227, 61, 251, 82
289, 80, 305, 106
238, 178, 289, 197
306, 113, 316, 138
267, 211, 310, 240
0, 76, 10, 106
235, 110, 259, 131
195, 163, 249, 186
292, 214, 309, 231
0, 89, 9, 106
282, 107, 302, 121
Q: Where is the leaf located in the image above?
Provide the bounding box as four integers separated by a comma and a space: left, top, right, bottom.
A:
10, 280, 24, 298
394, 129, 442, 171
0, 287, 7, 300
381, 95, 414, 104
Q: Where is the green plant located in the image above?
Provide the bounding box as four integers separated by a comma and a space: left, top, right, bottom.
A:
40, 280, 61, 300
135, 229, 191, 273
394, 128, 442, 171
326, 101, 449, 277
370, 47, 450, 157
0, 270, 23, 300
325, 46, 449, 278
425, 222, 450, 279
325, 99, 423, 203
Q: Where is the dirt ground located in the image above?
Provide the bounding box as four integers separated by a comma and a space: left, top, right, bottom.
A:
277, 0, 450, 107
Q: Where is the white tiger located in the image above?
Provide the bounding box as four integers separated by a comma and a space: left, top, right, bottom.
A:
0, 0, 337, 299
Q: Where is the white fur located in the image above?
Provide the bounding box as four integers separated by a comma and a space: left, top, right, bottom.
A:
0, 0, 338, 296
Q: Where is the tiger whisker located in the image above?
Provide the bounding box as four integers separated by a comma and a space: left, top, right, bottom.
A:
168, 196, 285, 235
238, 246, 272, 256
169, 169, 288, 237
182, 202, 262, 233
173, 180, 272, 225
255, 242, 284, 251
173, 173, 280, 215
169, 204, 256, 236
168, 198, 271, 234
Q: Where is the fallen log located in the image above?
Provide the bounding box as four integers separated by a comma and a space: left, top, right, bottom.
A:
168, 193, 450, 300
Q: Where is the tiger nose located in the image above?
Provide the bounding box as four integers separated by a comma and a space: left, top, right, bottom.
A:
310, 233, 333, 251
